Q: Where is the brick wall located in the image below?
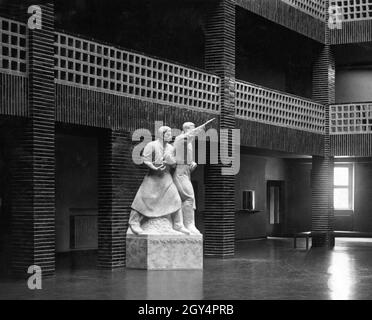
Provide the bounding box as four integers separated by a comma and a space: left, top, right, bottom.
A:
204, 0, 236, 257
11, 3, 56, 276
98, 130, 146, 269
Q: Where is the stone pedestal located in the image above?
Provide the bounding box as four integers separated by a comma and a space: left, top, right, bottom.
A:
126, 234, 203, 270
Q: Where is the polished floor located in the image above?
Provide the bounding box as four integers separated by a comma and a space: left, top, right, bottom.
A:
1, 237, 372, 300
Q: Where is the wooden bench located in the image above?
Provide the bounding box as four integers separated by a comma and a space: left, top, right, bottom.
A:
293, 231, 372, 250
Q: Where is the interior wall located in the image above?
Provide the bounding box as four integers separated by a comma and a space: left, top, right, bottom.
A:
352, 162, 372, 232
237, 55, 287, 92
0, 145, 10, 273
284, 160, 372, 233
198, 156, 372, 237
285, 161, 312, 234
56, 133, 98, 252
53, 0, 207, 69
0, 122, 15, 274
336, 68, 372, 103
236, 8, 315, 99
234, 154, 286, 240
236, 54, 312, 99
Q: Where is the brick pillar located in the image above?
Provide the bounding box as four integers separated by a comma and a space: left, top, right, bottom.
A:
11, 4, 56, 276
204, 0, 236, 257
98, 130, 145, 269
311, 155, 334, 247
311, 2, 335, 247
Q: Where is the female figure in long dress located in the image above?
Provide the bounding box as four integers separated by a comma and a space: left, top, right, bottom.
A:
128, 126, 189, 235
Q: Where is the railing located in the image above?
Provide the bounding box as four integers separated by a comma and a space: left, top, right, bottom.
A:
1, 17, 332, 135
236, 80, 325, 134
54, 32, 220, 114
282, 0, 326, 21
330, 0, 372, 22
0, 17, 27, 76
330, 103, 372, 134
283, 0, 372, 22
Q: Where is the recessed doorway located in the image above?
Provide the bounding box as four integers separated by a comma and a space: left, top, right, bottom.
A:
267, 180, 285, 236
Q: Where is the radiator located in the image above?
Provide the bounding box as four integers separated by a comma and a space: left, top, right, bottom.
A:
70, 212, 98, 250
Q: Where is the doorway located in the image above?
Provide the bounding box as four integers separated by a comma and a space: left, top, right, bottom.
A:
55, 126, 99, 271
266, 180, 285, 236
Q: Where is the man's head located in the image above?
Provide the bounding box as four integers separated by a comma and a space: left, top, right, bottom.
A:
182, 122, 195, 134
158, 126, 172, 142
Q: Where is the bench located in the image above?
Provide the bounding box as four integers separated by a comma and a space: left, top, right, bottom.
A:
333, 231, 372, 238
293, 231, 372, 250
293, 231, 312, 250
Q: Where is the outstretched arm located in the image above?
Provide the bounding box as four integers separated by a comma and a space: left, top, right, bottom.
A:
184, 118, 216, 138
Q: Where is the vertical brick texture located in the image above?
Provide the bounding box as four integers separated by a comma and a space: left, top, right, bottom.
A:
204, 0, 236, 257
11, 3, 56, 275
311, 3, 335, 247
98, 130, 146, 269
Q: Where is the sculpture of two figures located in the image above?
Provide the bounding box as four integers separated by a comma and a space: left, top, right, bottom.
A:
128, 119, 215, 236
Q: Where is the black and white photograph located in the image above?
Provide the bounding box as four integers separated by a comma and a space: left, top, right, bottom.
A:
0, 0, 372, 308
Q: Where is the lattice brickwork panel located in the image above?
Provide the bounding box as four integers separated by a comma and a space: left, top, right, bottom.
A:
0, 17, 27, 76
330, 103, 372, 134
54, 32, 220, 114
330, 0, 372, 21
236, 80, 325, 134
282, 0, 326, 21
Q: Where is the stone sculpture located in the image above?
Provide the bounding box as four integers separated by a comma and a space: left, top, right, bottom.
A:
173, 119, 215, 235
128, 126, 189, 235
126, 120, 214, 270
127, 119, 215, 236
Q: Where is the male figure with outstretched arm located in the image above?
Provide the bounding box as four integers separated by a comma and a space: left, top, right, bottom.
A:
173, 119, 215, 235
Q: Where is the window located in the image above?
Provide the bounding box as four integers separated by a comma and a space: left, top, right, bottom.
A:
333, 164, 354, 211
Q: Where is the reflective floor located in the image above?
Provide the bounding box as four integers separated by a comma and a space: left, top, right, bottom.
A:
1, 238, 372, 300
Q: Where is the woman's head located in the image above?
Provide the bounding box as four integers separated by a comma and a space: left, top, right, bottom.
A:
158, 126, 172, 142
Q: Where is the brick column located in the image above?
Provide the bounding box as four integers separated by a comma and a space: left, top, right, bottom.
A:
204, 0, 236, 257
311, 2, 335, 247
98, 130, 145, 269
311, 155, 334, 247
11, 4, 56, 275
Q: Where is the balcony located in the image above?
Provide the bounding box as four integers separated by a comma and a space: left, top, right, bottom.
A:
329, 0, 372, 44
236, 0, 325, 43
53, 28, 326, 135
52, 30, 326, 139
1, 15, 324, 137
54, 32, 220, 115
282, 0, 325, 21
0, 17, 27, 76
330, 0, 372, 22
284, 0, 372, 23
330, 103, 372, 134
330, 102, 372, 156
236, 80, 325, 135
282, 0, 372, 24
0, 17, 28, 117
237, 0, 372, 44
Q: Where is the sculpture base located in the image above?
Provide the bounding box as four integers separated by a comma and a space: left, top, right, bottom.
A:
126, 234, 203, 270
